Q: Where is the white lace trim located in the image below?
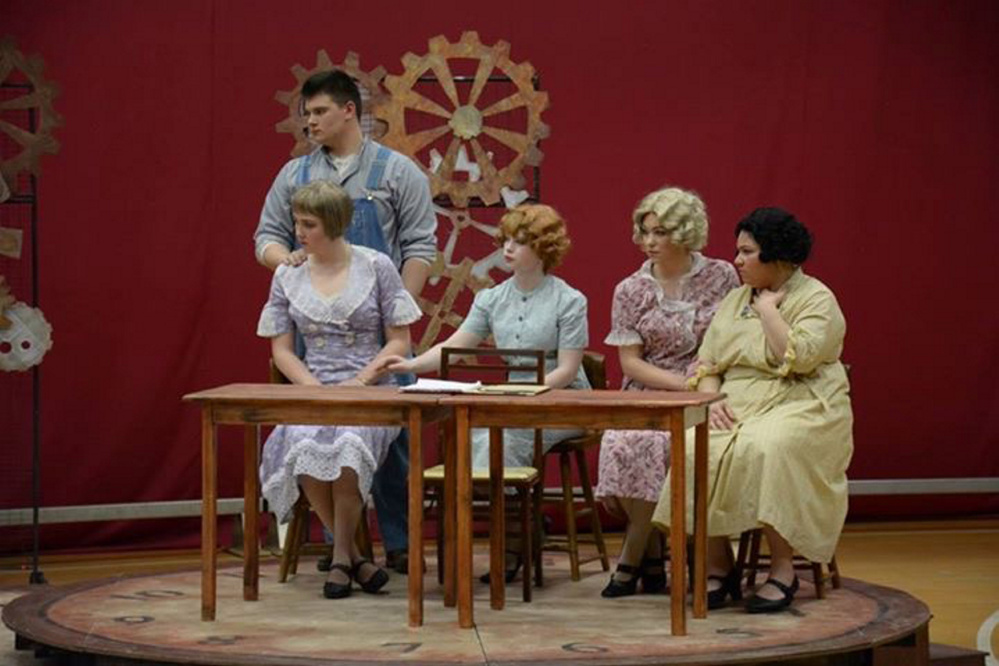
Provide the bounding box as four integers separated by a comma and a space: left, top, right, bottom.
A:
282, 246, 379, 325
636, 253, 707, 306
390, 291, 423, 326
604, 329, 643, 346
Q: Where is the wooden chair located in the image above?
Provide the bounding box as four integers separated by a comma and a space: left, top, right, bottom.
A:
540, 351, 611, 580
268, 359, 374, 583
734, 528, 842, 599
424, 347, 545, 602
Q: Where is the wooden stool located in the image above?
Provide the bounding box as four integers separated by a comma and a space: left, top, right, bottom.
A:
734, 528, 842, 598
541, 352, 611, 581
278, 494, 374, 583
425, 465, 539, 602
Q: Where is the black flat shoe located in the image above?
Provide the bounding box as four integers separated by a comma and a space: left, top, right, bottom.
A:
640, 557, 666, 594
745, 576, 798, 614
707, 569, 743, 610
479, 552, 522, 584
385, 549, 408, 575
351, 559, 389, 594
322, 563, 352, 599
601, 563, 640, 598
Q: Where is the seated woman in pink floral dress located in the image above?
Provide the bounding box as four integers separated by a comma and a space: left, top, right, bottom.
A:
596, 187, 738, 597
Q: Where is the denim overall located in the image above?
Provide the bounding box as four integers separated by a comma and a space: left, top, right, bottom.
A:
295, 146, 411, 554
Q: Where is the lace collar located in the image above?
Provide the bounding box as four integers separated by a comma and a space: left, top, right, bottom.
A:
279, 246, 379, 324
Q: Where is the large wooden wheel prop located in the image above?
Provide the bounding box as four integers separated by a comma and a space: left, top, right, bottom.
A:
0, 37, 62, 197
377, 31, 549, 207
275, 50, 389, 158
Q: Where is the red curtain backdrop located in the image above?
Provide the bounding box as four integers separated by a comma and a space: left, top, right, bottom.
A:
1, 0, 997, 551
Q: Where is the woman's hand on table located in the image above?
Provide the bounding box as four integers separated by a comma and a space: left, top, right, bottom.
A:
377, 355, 415, 374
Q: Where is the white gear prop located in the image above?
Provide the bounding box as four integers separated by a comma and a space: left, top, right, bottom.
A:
0, 301, 53, 372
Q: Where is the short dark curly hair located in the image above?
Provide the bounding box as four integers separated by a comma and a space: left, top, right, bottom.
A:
735, 207, 812, 264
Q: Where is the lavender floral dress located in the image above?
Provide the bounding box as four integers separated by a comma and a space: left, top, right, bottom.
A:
595, 254, 738, 503
256, 246, 422, 523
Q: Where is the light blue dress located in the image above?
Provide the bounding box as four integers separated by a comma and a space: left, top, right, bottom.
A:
256, 246, 422, 523
458, 274, 590, 468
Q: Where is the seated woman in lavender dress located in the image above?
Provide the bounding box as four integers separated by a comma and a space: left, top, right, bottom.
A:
257, 180, 422, 600
595, 187, 738, 598
381, 204, 589, 581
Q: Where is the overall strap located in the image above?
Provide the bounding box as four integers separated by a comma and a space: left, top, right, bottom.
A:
364, 146, 392, 191
296, 154, 312, 186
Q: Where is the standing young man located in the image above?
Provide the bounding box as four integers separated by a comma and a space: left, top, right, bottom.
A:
255, 70, 437, 573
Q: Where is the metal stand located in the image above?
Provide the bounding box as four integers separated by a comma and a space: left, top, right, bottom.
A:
1, 81, 46, 585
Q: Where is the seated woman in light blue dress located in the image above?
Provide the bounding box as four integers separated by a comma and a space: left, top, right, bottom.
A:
380, 203, 590, 579
257, 180, 422, 600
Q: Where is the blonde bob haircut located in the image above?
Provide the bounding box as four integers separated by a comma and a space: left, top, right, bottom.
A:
291, 180, 354, 239
497, 203, 571, 272
632, 187, 708, 251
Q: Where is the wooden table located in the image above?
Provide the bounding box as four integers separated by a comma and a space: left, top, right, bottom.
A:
183, 383, 447, 627
440, 389, 722, 635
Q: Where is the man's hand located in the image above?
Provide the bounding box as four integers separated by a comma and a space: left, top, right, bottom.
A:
282, 249, 307, 267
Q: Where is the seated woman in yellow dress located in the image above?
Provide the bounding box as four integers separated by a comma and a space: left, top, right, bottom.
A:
652, 207, 853, 613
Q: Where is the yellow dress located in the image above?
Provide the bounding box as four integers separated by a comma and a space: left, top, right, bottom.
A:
651, 269, 853, 563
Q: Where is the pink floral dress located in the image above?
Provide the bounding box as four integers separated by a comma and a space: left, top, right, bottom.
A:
595, 254, 738, 503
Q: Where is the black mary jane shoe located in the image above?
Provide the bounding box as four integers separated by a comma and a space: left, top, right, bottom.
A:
745, 576, 798, 614
322, 563, 353, 599
640, 557, 667, 594
707, 569, 743, 610
479, 552, 523, 584
352, 559, 390, 594
601, 563, 640, 598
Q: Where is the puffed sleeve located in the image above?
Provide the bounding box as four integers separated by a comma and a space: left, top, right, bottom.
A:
458, 287, 495, 338
774, 286, 846, 376
373, 254, 422, 327
604, 278, 644, 346
557, 287, 589, 349
257, 266, 293, 337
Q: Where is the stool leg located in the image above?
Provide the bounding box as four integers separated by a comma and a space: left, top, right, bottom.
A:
532, 483, 544, 588
575, 448, 610, 572
828, 555, 842, 589
747, 530, 762, 587
811, 561, 826, 599
519, 487, 532, 603
559, 452, 580, 581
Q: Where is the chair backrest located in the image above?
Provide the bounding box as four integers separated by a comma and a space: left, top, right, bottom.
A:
581, 351, 607, 390
440, 347, 545, 385
440, 347, 545, 469
269, 358, 291, 385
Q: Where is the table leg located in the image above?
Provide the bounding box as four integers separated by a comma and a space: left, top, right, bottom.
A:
201, 409, 217, 621
669, 414, 687, 636
243, 425, 259, 602
456, 406, 474, 628
407, 407, 424, 628
693, 417, 708, 618
443, 416, 457, 608
489, 426, 505, 610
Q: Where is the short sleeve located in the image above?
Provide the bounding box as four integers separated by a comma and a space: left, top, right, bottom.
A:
257, 267, 293, 337
373, 254, 422, 327
557, 288, 589, 349
604, 279, 644, 347
775, 287, 846, 377
458, 288, 495, 338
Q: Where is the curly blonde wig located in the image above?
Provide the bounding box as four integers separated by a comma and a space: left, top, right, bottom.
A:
291, 180, 354, 239
631, 187, 708, 250
497, 204, 571, 272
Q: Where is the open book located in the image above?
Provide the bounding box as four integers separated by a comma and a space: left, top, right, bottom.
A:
400, 378, 550, 396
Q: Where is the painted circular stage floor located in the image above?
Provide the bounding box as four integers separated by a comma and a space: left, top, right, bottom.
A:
3, 555, 930, 665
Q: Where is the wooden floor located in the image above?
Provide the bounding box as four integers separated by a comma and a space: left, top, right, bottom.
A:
2, 519, 996, 659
